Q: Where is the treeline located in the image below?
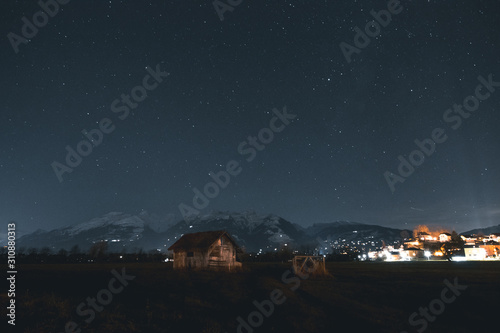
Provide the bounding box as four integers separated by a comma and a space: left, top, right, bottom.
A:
0, 241, 168, 264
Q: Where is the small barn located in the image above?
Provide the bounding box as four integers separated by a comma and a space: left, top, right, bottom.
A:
168, 230, 242, 270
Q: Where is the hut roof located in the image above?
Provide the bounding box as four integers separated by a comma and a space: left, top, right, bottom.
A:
167, 230, 239, 251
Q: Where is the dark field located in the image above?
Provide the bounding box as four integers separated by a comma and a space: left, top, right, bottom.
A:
2, 262, 499, 332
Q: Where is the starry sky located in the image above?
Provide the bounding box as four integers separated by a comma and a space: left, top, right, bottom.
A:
1, 0, 499, 237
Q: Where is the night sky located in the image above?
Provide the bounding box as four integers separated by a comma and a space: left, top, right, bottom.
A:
1, 0, 499, 237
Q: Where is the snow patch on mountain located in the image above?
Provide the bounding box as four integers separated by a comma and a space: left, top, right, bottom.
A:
187, 210, 271, 232
65, 212, 145, 236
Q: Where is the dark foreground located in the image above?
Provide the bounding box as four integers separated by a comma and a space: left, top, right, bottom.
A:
1, 261, 499, 332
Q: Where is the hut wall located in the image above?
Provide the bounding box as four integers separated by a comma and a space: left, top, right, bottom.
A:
173, 250, 208, 269
208, 237, 240, 269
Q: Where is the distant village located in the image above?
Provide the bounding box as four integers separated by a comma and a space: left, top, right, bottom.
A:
311, 225, 500, 262
362, 227, 500, 262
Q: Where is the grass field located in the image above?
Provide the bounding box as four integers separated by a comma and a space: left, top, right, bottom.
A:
1, 261, 499, 332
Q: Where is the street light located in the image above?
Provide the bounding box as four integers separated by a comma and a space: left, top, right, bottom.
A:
424, 251, 431, 260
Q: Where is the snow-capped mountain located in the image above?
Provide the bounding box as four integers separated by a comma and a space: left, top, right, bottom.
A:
16, 211, 175, 252
15, 211, 411, 253
165, 210, 311, 252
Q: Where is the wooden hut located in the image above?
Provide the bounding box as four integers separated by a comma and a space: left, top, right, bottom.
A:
168, 230, 242, 270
